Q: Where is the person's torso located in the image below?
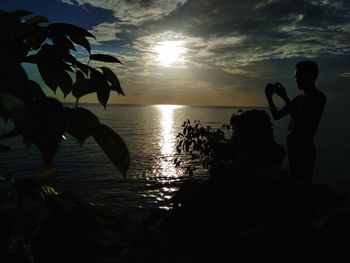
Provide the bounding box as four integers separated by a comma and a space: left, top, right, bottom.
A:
287, 89, 326, 143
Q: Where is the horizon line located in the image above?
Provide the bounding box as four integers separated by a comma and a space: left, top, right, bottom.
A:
63, 101, 268, 109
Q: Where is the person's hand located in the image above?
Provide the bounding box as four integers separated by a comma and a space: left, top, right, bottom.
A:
274, 83, 288, 99
265, 83, 274, 98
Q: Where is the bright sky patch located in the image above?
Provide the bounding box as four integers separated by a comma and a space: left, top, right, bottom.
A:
155, 41, 184, 66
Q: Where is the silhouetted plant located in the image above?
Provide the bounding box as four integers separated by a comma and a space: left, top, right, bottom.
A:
176, 109, 285, 173
0, 10, 131, 262
143, 110, 350, 263
0, 9, 129, 174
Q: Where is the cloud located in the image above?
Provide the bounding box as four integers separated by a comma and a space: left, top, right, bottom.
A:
60, 0, 350, 106
62, 0, 350, 65
222, 68, 249, 75
60, 0, 76, 5
128, 31, 249, 71
90, 22, 121, 43
337, 72, 350, 78
60, 0, 187, 25
125, 0, 350, 75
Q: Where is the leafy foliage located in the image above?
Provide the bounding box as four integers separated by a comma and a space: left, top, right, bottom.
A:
0, 9, 132, 262
176, 109, 285, 173
0, 9, 129, 175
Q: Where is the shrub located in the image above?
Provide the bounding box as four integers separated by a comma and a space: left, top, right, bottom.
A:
176, 109, 285, 174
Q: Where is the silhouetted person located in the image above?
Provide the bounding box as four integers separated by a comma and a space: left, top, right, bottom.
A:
265, 61, 326, 183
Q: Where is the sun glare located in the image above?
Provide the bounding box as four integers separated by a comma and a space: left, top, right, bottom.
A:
156, 104, 183, 178
155, 41, 183, 66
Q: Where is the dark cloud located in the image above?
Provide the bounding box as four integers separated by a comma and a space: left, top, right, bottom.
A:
3, 0, 350, 106
141, 0, 350, 39
60, 0, 350, 106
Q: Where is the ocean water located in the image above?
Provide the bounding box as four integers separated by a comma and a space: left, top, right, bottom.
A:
1, 104, 350, 217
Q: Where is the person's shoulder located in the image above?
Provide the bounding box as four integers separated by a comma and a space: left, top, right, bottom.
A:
314, 89, 326, 103
314, 88, 325, 96
292, 95, 304, 103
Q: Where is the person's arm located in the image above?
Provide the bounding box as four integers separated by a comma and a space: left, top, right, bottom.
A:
265, 83, 291, 120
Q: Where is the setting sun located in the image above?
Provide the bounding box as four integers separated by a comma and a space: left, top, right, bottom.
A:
155, 41, 183, 66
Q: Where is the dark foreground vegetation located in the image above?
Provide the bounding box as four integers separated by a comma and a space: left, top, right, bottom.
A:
1, 110, 350, 263
1, 9, 349, 263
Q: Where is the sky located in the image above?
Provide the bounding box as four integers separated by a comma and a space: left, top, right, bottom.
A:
1, 0, 350, 107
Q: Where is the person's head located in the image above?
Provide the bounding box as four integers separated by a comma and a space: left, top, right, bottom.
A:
295, 61, 318, 90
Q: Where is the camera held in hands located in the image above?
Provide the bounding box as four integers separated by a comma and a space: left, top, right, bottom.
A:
266, 83, 279, 93
266, 82, 285, 97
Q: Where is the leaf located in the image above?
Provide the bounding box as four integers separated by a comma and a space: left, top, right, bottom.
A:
37, 45, 73, 72
23, 54, 40, 64
72, 61, 92, 75
25, 15, 48, 25
72, 78, 96, 99
97, 87, 110, 109
29, 80, 46, 101
10, 10, 32, 18
66, 107, 99, 123
41, 186, 60, 198
38, 63, 59, 92
90, 123, 129, 176
1, 48, 32, 101
22, 24, 47, 50
58, 70, 73, 97
36, 45, 73, 92
17, 98, 66, 167
48, 23, 96, 39
65, 107, 99, 146
101, 67, 125, 95
34, 99, 66, 166
37, 62, 72, 95
69, 34, 91, 54
51, 33, 76, 52
91, 70, 109, 104
90, 71, 110, 108
76, 70, 85, 81
90, 54, 123, 64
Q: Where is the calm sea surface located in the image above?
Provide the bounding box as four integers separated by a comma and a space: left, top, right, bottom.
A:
1, 104, 350, 218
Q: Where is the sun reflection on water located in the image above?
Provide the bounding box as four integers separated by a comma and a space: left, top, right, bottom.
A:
141, 105, 185, 209
156, 104, 183, 179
